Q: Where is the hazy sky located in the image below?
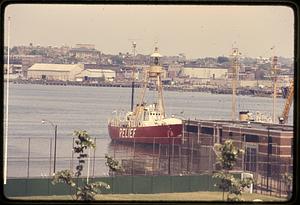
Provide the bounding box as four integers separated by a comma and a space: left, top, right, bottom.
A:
4, 4, 294, 58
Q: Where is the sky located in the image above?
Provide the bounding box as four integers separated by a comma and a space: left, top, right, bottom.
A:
4, 4, 294, 58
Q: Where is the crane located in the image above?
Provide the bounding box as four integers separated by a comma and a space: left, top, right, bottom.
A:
279, 80, 294, 124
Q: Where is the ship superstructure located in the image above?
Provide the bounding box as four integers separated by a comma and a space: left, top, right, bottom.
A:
108, 47, 183, 144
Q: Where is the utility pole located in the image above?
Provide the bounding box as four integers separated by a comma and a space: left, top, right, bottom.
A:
231, 48, 240, 121
4, 16, 11, 185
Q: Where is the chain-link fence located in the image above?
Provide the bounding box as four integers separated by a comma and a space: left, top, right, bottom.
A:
7, 136, 217, 178
7, 136, 292, 198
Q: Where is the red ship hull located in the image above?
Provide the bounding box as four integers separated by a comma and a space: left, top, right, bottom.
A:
108, 124, 183, 144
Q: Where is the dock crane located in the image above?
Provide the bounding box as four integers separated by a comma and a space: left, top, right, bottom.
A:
279, 80, 294, 124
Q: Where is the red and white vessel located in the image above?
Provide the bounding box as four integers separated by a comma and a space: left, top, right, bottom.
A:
108, 46, 183, 144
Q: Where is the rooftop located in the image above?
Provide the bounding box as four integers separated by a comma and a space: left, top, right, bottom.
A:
28, 63, 83, 72
184, 119, 294, 133
76, 69, 115, 78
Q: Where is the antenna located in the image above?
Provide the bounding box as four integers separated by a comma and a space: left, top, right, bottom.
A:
4, 16, 11, 185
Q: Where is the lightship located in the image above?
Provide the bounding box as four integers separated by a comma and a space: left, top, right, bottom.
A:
108, 46, 183, 144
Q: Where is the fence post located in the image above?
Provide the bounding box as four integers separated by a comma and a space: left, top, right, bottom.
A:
260, 174, 263, 194
49, 138, 52, 176
132, 138, 136, 193
198, 145, 201, 173
179, 146, 182, 173
208, 146, 212, 173
152, 138, 155, 175
191, 137, 194, 172
187, 120, 190, 172
92, 138, 96, 178
25, 138, 31, 196
151, 175, 154, 194
71, 137, 74, 172
158, 144, 161, 172
170, 175, 173, 193
172, 138, 174, 175
27, 138, 31, 179
279, 172, 282, 197
168, 137, 171, 175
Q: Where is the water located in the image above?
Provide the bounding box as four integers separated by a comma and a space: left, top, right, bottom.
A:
4, 83, 293, 177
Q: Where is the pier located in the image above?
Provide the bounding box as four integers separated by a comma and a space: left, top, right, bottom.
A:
181, 119, 293, 196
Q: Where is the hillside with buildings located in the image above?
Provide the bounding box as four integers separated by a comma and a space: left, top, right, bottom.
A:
4, 43, 294, 97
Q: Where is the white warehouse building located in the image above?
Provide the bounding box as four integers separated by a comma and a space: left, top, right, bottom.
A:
27, 63, 84, 81
75, 69, 116, 82
182, 67, 228, 79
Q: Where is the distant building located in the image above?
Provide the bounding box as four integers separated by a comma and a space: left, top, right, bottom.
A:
239, 72, 255, 81
75, 69, 116, 82
167, 64, 183, 79
75, 44, 95, 50
4, 64, 22, 74
123, 65, 151, 81
69, 44, 100, 59
8, 54, 45, 77
182, 67, 228, 79
27, 63, 84, 81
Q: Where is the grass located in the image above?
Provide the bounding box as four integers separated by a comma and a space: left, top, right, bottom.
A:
11, 192, 285, 202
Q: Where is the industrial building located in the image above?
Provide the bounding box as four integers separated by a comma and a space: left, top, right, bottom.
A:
182, 67, 228, 79
75, 69, 116, 82
27, 63, 84, 81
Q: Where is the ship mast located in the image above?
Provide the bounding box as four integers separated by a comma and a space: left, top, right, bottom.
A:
134, 46, 165, 122
271, 55, 278, 123
150, 47, 165, 118
130, 42, 137, 112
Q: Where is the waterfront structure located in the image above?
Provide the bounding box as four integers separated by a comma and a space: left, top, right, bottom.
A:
75, 68, 116, 82
182, 119, 293, 175
181, 67, 228, 79
27, 63, 83, 81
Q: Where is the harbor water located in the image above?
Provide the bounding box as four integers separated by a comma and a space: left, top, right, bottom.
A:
3, 83, 293, 177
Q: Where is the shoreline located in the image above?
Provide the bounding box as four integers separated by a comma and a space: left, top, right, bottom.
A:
9, 79, 281, 98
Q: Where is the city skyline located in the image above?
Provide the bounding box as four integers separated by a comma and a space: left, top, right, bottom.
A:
4, 4, 294, 58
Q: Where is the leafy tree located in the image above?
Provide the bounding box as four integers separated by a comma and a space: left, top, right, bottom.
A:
213, 140, 253, 201
29, 49, 46, 56
105, 154, 124, 176
11, 47, 19, 54
111, 55, 123, 65
217, 56, 229, 64
52, 130, 110, 200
